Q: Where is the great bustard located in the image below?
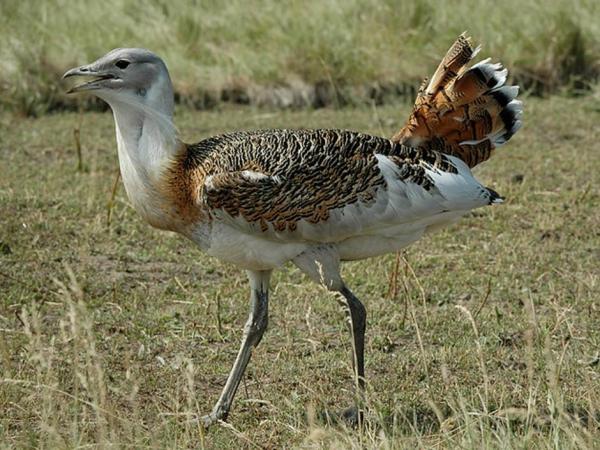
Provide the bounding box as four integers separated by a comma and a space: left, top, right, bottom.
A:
63, 34, 522, 426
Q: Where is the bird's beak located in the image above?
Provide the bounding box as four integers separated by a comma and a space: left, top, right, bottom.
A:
63, 64, 116, 94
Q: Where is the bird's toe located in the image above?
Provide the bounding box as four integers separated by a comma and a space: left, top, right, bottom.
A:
200, 413, 220, 428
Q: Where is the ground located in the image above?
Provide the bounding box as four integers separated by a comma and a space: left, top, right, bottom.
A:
0, 96, 599, 448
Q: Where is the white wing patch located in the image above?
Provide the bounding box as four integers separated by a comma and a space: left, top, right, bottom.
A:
204, 174, 216, 190
240, 170, 282, 183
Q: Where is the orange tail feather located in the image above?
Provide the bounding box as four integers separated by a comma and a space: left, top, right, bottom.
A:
393, 33, 523, 168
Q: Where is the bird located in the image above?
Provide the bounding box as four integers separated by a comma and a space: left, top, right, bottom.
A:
63, 33, 522, 427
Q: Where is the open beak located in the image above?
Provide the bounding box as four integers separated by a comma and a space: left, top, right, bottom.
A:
63, 65, 116, 94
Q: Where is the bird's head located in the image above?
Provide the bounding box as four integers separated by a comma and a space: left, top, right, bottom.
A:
63, 48, 174, 114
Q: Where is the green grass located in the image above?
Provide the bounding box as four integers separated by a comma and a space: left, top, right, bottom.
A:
2, 0, 600, 115
1, 94, 600, 448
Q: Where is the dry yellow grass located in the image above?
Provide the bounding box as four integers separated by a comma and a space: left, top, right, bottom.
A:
1, 93, 599, 447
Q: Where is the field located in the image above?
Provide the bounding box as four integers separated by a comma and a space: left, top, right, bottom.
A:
1, 93, 599, 448
2, 0, 600, 115
1, 0, 600, 446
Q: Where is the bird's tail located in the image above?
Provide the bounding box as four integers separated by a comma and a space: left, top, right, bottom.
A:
392, 33, 523, 168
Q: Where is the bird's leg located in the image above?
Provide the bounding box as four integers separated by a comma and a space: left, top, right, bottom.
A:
201, 270, 271, 427
292, 248, 367, 424
337, 285, 367, 425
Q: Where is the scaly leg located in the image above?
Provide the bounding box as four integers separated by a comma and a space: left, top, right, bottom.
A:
201, 270, 271, 427
338, 285, 367, 425
339, 286, 366, 391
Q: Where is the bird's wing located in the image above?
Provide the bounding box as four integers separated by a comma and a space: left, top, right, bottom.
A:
188, 129, 497, 243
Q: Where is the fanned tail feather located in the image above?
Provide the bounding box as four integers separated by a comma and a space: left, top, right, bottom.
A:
392, 33, 523, 168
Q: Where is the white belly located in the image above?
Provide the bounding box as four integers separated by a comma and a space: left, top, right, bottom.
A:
189, 209, 468, 269
337, 209, 467, 260
196, 222, 308, 271
337, 231, 424, 261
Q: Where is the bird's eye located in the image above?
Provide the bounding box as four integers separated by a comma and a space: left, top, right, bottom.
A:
115, 60, 130, 69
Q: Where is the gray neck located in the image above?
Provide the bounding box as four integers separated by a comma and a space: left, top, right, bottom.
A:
112, 101, 175, 179
103, 84, 179, 227
100, 67, 177, 172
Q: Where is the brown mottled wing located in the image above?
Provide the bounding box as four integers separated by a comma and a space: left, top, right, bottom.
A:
199, 130, 384, 234
392, 33, 522, 168
189, 129, 460, 238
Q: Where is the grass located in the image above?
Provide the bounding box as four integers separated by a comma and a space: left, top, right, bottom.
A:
1, 93, 599, 448
2, 0, 600, 115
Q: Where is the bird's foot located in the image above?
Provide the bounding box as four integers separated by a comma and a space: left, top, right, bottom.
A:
198, 411, 227, 428
200, 413, 219, 428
